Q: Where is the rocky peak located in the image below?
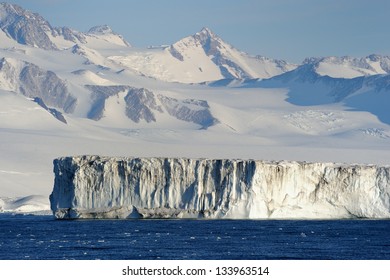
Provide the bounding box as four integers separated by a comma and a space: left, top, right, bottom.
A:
88, 25, 114, 35
192, 27, 224, 55
0, 2, 29, 17
194, 27, 217, 42
87, 24, 131, 47
169, 27, 227, 61
0, 2, 57, 50
53, 27, 87, 44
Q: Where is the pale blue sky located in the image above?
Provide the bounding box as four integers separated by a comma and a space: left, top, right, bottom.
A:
8, 0, 390, 63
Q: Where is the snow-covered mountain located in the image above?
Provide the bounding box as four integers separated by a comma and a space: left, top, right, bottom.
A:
0, 2, 130, 51
108, 27, 296, 83
0, 57, 76, 112
0, 2, 57, 50
1, 2, 390, 208
302, 55, 390, 78
87, 25, 130, 47
248, 62, 390, 124
85, 85, 217, 128
167, 27, 296, 80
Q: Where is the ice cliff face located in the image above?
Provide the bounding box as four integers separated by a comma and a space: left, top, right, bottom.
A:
50, 156, 390, 219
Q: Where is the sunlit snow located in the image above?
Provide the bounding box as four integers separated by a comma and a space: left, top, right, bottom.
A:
1, 3, 390, 216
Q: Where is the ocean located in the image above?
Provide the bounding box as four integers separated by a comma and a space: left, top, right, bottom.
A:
0, 214, 389, 260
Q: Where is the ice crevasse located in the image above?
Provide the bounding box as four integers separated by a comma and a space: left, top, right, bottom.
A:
49, 156, 390, 219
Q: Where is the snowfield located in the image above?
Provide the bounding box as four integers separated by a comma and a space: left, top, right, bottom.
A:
0, 195, 50, 214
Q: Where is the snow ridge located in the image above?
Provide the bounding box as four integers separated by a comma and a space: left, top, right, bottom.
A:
303, 55, 390, 78
87, 25, 131, 47
167, 27, 295, 80
85, 85, 218, 127
0, 57, 76, 113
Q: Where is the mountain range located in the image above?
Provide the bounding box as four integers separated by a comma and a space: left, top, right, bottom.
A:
1, 2, 390, 205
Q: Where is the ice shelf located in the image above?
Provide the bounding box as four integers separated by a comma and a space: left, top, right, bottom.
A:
50, 156, 390, 219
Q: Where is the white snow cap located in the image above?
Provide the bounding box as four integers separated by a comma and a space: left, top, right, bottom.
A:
88, 25, 115, 35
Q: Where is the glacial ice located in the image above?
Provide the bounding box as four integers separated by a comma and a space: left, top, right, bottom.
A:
49, 156, 390, 219
0, 195, 51, 214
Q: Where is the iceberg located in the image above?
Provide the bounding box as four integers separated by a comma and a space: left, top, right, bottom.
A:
49, 156, 390, 219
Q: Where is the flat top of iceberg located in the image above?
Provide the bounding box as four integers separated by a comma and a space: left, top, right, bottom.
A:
56, 155, 388, 168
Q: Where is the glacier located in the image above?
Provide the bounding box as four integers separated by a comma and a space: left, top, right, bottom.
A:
49, 156, 390, 219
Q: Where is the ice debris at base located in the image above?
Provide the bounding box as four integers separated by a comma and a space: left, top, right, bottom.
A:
49, 156, 390, 219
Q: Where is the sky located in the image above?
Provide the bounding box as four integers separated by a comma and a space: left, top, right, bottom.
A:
7, 0, 390, 63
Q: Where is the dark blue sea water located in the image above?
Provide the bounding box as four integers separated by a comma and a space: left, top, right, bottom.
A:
0, 214, 389, 260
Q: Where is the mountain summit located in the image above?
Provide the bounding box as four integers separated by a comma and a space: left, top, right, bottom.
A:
169, 27, 233, 60
192, 27, 231, 56
88, 25, 117, 35
168, 27, 225, 61
87, 25, 131, 47
0, 3, 131, 49
166, 27, 296, 80
0, 2, 57, 50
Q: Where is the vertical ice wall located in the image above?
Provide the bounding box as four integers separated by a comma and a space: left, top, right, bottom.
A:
50, 156, 390, 219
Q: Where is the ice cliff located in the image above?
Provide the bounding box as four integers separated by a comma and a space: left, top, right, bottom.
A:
49, 156, 390, 219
